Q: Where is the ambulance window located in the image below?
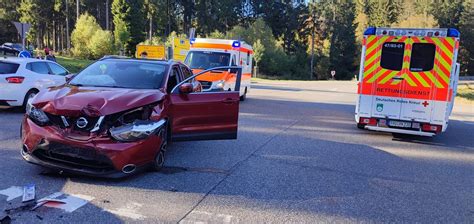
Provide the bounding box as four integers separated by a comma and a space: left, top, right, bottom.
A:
247, 51, 250, 65
231, 55, 237, 66
380, 42, 405, 71
410, 43, 436, 72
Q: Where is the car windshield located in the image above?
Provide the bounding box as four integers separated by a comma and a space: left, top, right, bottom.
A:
69, 60, 168, 89
185, 51, 230, 70
0, 62, 20, 74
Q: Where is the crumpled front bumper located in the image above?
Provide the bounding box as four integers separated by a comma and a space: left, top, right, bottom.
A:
21, 117, 164, 178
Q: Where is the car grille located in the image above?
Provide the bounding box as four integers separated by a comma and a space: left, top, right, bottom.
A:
199, 81, 212, 89
46, 113, 100, 132
33, 142, 115, 171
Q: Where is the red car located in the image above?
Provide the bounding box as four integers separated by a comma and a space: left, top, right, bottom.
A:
21, 57, 242, 178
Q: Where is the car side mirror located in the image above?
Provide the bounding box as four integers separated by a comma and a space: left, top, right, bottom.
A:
65, 73, 75, 82
179, 83, 194, 94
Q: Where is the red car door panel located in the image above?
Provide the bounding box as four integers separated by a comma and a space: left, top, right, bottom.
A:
170, 66, 242, 141
170, 92, 239, 141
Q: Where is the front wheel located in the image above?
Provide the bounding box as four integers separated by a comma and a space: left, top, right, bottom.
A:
23, 90, 38, 112
240, 87, 247, 101
152, 123, 168, 171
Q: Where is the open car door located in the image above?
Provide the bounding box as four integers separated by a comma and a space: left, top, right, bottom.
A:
170, 66, 242, 141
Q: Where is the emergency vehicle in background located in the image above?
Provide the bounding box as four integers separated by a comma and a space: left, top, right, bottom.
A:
355, 27, 461, 136
185, 38, 253, 101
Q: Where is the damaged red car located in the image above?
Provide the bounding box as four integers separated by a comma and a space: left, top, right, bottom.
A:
21, 57, 242, 178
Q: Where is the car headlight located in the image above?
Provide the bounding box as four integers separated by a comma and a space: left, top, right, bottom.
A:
110, 119, 166, 142
212, 80, 225, 90
27, 107, 50, 126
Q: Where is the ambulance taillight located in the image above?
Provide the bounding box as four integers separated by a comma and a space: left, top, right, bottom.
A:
422, 124, 442, 133
359, 117, 377, 126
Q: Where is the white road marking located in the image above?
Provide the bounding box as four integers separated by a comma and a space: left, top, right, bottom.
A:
0, 186, 23, 201
180, 211, 237, 224
105, 202, 146, 220
40, 192, 94, 213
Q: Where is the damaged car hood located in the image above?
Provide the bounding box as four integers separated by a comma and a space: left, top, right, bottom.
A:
32, 85, 165, 116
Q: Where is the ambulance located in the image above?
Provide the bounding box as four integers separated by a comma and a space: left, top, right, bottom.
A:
355, 27, 461, 136
184, 38, 253, 101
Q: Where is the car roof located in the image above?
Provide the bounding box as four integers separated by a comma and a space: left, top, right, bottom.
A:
100, 56, 182, 66
0, 57, 55, 64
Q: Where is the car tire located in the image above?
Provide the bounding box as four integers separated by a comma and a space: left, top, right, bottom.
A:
152, 123, 168, 171
23, 90, 38, 112
240, 87, 247, 101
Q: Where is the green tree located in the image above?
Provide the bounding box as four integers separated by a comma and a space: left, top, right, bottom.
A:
253, 39, 264, 76
328, 1, 358, 80
431, 0, 464, 28
71, 13, 101, 58
207, 30, 225, 39
112, 0, 130, 54
360, 0, 402, 27
89, 29, 114, 58
459, 1, 474, 75
127, 0, 146, 54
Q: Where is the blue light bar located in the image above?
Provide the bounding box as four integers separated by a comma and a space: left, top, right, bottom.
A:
364, 27, 376, 35
447, 28, 460, 37
232, 41, 241, 48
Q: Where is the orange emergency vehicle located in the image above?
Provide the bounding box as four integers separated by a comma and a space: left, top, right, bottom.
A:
355, 27, 461, 136
184, 38, 253, 101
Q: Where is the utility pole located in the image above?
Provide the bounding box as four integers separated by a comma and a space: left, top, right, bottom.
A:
66, 0, 70, 51
106, 0, 109, 30
76, 0, 80, 21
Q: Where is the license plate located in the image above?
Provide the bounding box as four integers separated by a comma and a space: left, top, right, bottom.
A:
388, 120, 412, 128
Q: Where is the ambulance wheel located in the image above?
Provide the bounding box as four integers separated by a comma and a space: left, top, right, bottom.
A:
357, 124, 365, 129
152, 123, 168, 171
240, 87, 247, 101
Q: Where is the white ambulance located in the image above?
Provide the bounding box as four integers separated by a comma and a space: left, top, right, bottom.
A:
355, 27, 461, 136
184, 38, 253, 101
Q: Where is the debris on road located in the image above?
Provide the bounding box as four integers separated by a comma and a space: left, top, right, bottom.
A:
22, 184, 35, 202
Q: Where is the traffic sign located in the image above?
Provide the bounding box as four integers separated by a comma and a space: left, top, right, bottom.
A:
18, 50, 32, 58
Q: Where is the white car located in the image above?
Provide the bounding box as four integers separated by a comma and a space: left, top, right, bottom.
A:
0, 58, 69, 109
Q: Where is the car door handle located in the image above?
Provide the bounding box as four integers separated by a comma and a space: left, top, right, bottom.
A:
222, 98, 238, 104
392, 76, 404, 80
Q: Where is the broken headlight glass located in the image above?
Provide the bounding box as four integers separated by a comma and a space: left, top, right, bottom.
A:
109, 119, 166, 142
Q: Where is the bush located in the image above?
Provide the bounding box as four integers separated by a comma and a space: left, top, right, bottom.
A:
71, 14, 101, 58
89, 30, 115, 58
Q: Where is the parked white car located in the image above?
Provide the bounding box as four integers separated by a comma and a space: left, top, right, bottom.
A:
0, 58, 69, 109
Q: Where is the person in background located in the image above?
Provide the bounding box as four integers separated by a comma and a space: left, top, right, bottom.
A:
140, 51, 148, 59
44, 48, 56, 62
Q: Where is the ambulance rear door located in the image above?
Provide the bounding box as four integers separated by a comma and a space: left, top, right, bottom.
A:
363, 35, 406, 120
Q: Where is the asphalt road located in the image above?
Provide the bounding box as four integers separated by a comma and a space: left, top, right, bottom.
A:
0, 80, 473, 223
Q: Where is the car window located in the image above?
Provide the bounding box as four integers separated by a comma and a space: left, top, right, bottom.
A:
29, 62, 50, 74
410, 43, 436, 72
0, 62, 20, 74
70, 60, 168, 89
380, 42, 405, 71
180, 65, 193, 80
167, 66, 180, 93
48, 63, 68, 76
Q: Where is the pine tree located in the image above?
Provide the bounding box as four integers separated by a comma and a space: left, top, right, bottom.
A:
112, 0, 130, 54
328, 1, 358, 80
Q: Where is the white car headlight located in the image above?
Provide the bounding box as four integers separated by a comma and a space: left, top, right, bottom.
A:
212, 80, 225, 90
110, 119, 166, 142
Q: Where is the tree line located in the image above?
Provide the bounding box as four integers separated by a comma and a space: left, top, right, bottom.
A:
0, 0, 472, 79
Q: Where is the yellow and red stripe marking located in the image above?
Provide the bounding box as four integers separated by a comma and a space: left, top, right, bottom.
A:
359, 35, 456, 101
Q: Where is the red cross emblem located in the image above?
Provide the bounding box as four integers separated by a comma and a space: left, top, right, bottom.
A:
422, 101, 430, 107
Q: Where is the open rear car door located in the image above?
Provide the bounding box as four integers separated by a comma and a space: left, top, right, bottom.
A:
170, 66, 242, 141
